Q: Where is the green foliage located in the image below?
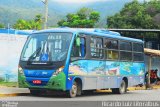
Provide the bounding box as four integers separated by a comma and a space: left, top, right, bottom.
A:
13, 14, 43, 30
57, 7, 100, 28
0, 23, 4, 28
77, 7, 92, 20
107, 0, 160, 29
0, 0, 134, 28
0, 81, 17, 87
0, 77, 4, 82
89, 11, 100, 22
13, 19, 28, 30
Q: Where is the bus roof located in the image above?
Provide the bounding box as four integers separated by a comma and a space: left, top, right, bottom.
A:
33, 28, 143, 43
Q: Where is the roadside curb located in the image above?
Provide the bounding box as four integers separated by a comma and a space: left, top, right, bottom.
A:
0, 87, 30, 97
0, 93, 29, 97
97, 85, 160, 92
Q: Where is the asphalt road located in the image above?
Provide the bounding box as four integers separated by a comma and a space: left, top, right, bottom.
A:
1, 89, 160, 101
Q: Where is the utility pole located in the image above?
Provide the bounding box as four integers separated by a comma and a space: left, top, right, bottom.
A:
44, 0, 48, 29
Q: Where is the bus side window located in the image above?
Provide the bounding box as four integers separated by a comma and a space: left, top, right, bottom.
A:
71, 36, 86, 58
107, 50, 119, 60
104, 39, 119, 60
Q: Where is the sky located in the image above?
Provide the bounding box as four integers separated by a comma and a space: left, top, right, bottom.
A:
51, 0, 147, 3
51, 0, 112, 3
52, 0, 110, 3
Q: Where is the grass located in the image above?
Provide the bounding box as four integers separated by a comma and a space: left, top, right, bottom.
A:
0, 82, 17, 87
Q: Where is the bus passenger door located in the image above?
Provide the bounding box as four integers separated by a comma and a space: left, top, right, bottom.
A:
69, 35, 89, 89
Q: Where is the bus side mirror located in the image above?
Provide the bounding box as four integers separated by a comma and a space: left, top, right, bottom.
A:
76, 37, 80, 47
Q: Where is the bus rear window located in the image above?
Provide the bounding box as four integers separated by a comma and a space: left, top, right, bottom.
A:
120, 41, 132, 51
133, 43, 143, 52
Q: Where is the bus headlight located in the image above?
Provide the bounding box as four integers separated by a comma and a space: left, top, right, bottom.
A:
53, 66, 64, 76
18, 66, 24, 75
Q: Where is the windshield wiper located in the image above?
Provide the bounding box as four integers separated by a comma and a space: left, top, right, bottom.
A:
28, 47, 41, 62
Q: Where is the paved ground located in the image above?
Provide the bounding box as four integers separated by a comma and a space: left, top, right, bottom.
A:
1, 89, 160, 101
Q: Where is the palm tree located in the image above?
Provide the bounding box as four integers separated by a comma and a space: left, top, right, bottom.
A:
34, 14, 43, 30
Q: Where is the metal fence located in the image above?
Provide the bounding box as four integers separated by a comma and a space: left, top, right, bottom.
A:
145, 42, 160, 50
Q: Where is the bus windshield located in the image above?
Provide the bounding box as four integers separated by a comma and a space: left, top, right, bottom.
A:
21, 32, 72, 63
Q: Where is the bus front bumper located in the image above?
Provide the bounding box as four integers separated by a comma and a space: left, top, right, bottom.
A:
18, 72, 66, 91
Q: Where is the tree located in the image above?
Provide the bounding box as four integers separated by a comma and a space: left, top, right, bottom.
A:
107, 0, 160, 29
89, 11, 100, 22
57, 7, 100, 28
0, 23, 4, 28
77, 7, 92, 20
57, 19, 65, 26
13, 14, 43, 30
34, 14, 43, 30
13, 19, 28, 30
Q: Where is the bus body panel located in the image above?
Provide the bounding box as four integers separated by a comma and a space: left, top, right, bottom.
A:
68, 60, 145, 90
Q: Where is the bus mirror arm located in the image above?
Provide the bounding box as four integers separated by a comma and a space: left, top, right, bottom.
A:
69, 58, 72, 63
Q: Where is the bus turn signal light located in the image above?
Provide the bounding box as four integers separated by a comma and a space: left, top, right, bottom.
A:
53, 66, 64, 76
18, 66, 24, 75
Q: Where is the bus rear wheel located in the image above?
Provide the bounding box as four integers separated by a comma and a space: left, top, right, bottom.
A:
112, 80, 127, 94
66, 81, 78, 98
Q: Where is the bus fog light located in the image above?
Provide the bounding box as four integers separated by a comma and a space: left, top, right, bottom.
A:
18, 66, 24, 75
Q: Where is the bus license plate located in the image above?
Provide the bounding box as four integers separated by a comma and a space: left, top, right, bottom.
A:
33, 80, 42, 84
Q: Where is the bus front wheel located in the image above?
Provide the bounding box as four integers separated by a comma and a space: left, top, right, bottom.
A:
112, 80, 127, 94
66, 81, 78, 98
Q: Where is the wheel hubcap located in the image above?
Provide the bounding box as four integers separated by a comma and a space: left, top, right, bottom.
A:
71, 83, 77, 96
120, 82, 125, 93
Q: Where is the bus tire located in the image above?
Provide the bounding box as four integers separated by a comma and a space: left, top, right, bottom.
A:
112, 80, 126, 94
76, 81, 82, 96
30, 89, 41, 96
66, 81, 78, 98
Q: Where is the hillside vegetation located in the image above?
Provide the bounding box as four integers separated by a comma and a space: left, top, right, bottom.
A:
108, 0, 160, 29
0, 0, 133, 28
